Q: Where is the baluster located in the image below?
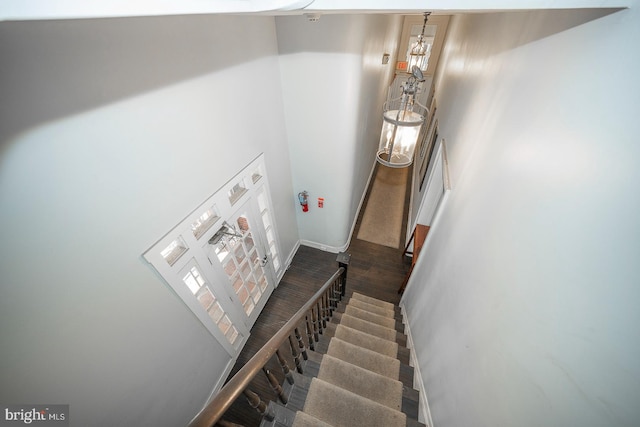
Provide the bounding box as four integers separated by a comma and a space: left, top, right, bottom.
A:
276, 349, 294, 385
326, 291, 334, 317
328, 283, 337, 313
263, 368, 287, 404
306, 315, 316, 351
288, 335, 303, 374
312, 306, 320, 339
243, 389, 274, 421
295, 327, 308, 360
316, 301, 325, 332
321, 296, 328, 327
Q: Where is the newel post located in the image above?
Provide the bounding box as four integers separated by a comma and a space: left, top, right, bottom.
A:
336, 252, 350, 297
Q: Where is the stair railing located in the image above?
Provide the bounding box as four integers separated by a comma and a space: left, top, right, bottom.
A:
189, 252, 350, 427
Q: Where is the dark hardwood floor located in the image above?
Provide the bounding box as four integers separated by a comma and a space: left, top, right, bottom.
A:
217, 163, 412, 426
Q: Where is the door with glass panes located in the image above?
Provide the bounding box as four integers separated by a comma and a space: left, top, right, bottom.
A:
143, 154, 283, 357
204, 200, 273, 328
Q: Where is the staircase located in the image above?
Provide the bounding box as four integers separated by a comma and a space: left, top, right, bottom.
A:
261, 292, 424, 427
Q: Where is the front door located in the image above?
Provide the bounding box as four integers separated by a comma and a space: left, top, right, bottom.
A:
143, 154, 283, 357
204, 200, 274, 328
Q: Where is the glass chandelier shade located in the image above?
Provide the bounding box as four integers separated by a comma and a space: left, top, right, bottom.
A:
408, 34, 428, 71
376, 67, 428, 168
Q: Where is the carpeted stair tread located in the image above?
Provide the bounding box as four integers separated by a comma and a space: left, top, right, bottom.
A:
346, 298, 396, 319
317, 354, 403, 410
334, 324, 398, 358
344, 305, 397, 329
338, 313, 397, 341
302, 378, 407, 427
291, 411, 333, 427
351, 292, 395, 311
327, 338, 400, 380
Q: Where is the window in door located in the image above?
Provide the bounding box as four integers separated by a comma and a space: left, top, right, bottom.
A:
181, 261, 240, 345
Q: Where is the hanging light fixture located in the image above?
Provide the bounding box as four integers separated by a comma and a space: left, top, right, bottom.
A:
376, 66, 427, 168
407, 12, 432, 72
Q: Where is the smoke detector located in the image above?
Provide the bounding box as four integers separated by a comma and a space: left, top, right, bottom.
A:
304, 13, 321, 22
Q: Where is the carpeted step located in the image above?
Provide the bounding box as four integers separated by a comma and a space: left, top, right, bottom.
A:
317, 354, 403, 410
346, 298, 396, 319
334, 324, 398, 358
351, 292, 395, 311
344, 305, 397, 329
327, 338, 400, 380
338, 313, 397, 341
291, 411, 333, 427
301, 378, 406, 427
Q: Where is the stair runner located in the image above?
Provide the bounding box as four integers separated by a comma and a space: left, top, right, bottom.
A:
261, 292, 424, 427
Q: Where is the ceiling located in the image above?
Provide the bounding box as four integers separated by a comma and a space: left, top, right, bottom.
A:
0, 0, 632, 21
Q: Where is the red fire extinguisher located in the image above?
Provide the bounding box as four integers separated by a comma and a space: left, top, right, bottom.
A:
298, 191, 309, 212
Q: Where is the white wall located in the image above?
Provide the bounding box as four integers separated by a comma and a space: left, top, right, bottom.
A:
402, 7, 640, 427
0, 15, 298, 426
276, 14, 402, 251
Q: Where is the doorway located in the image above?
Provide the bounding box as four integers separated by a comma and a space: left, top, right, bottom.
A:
143, 154, 283, 358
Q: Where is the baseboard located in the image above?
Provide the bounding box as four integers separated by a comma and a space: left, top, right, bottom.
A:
400, 303, 435, 427
189, 355, 237, 425
346, 160, 378, 245
299, 239, 348, 254
279, 240, 301, 284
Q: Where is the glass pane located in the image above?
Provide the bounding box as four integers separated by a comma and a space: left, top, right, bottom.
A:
250, 250, 259, 266
215, 241, 230, 263
234, 244, 246, 264
228, 182, 248, 205
243, 300, 255, 316
227, 326, 239, 344
236, 215, 250, 233
191, 207, 220, 239
208, 301, 225, 323
239, 261, 251, 280
252, 166, 263, 184
250, 283, 261, 301
237, 287, 249, 305
218, 315, 231, 334
223, 260, 237, 276
182, 268, 201, 294
244, 233, 255, 251
257, 192, 267, 213
246, 279, 256, 293
261, 213, 271, 229
231, 276, 243, 292
197, 287, 215, 310
161, 237, 188, 266
258, 276, 268, 292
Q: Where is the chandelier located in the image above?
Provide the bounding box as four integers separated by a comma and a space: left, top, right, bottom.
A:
376, 66, 427, 168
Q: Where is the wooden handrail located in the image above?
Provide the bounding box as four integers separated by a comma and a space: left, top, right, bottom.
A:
188, 267, 346, 427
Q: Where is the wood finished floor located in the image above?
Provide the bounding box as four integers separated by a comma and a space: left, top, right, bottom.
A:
218, 163, 412, 426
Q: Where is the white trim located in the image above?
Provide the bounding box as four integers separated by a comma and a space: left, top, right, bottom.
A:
281, 240, 301, 280
400, 302, 435, 427
299, 239, 347, 254
346, 159, 379, 246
